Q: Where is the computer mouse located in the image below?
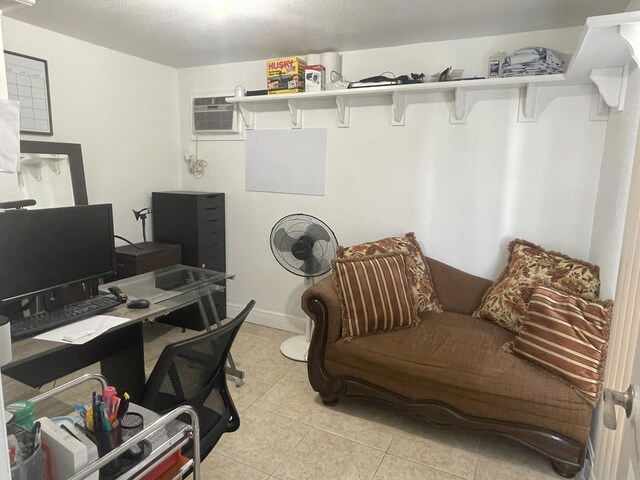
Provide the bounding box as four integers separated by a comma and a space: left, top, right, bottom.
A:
127, 298, 150, 309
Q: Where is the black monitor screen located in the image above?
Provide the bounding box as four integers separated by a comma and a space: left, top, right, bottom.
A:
0, 204, 115, 304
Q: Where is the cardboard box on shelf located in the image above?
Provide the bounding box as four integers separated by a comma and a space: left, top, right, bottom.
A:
267, 88, 305, 95
267, 56, 306, 93
305, 65, 325, 92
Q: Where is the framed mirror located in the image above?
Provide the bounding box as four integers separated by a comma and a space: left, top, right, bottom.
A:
19, 141, 88, 207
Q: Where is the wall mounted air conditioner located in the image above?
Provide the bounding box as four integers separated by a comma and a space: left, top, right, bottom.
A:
192, 95, 239, 134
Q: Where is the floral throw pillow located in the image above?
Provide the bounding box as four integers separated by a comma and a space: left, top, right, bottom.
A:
473, 239, 600, 332
337, 233, 443, 314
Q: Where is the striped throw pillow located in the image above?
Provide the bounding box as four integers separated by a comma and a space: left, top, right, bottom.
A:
333, 252, 418, 340
338, 233, 443, 314
512, 285, 613, 405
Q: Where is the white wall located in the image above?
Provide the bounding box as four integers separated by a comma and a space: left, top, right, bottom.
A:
589, 66, 640, 299
0, 17, 182, 243
0, 13, 19, 203
177, 27, 612, 329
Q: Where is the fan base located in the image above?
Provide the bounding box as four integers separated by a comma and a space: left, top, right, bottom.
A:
280, 334, 310, 362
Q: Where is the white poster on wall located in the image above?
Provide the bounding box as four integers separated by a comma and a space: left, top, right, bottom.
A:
245, 129, 327, 196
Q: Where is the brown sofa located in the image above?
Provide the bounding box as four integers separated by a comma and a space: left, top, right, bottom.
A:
302, 257, 593, 478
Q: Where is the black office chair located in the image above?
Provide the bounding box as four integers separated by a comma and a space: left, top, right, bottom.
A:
139, 300, 255, 460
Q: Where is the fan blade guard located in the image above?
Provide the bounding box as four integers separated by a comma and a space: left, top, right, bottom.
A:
273, 227, 299, 253
270, 213, 338, 278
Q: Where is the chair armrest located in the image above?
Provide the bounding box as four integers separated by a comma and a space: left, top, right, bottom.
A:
301, 274, 342, 345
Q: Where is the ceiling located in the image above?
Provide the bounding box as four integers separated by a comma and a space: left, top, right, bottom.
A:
1, 0, 632, 68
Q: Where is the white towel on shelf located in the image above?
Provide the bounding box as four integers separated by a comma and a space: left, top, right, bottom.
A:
502, 47, 567, 77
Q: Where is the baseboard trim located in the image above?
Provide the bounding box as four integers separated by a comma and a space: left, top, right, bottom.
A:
227, 303, 306, 334
586, 438, 596, 480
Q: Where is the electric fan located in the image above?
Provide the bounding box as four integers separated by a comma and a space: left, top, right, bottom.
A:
270, 213, 338, 361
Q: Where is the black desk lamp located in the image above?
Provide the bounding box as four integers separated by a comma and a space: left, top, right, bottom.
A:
133, 207, 151, 243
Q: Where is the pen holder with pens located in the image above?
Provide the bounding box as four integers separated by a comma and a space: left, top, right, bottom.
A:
85, 425, 122, 476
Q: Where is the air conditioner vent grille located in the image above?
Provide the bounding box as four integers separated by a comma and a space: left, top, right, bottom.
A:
192, 95, 239, 134
195, 110, 234, 131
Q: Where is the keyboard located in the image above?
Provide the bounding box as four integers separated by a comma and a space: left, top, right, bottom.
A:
10, 295, 123, 341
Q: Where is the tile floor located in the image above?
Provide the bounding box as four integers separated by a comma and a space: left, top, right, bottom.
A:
31, 320, 576, 480
199, 321, 571, 480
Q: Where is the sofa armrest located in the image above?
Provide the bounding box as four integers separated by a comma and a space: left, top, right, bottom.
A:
302, 273, 344, 403
301, 274, 342, 345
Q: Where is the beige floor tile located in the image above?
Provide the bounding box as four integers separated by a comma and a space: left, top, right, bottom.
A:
473, 456, 560, 480
226, 364, 290, 405
273, 428, 384, 480
256, 369, 322, 422
227, 326, 296, 405
301, 397, 406, 451
231, 330, 296, 370
241, 322, 294, 342
287, 360, 309, 378
476, 434, 562, 477
373, 454, 467, 480
214, 405, 310, 474
233, 399, 251, 414
388, 418, 480, 479
201, 452, 269, 480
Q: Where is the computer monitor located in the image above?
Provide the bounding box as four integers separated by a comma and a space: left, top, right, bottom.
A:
0, 204, 116, 306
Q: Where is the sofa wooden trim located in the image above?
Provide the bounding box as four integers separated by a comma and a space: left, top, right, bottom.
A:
304, 271, 587, 478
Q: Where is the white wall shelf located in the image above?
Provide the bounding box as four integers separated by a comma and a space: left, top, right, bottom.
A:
228, 11, 640, 129
566, 11, 640, 111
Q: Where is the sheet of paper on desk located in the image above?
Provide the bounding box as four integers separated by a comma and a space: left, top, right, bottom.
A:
34, 315, 129, 344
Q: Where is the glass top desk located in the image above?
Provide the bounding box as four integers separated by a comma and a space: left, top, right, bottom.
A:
101, 265, 233, 325
5, 265, 241, 404
100, 264, 243, 386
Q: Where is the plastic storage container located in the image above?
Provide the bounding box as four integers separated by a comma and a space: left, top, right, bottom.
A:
6, 401, 36, 430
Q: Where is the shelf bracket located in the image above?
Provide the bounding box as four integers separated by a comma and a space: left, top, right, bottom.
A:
238, 105, 255, 130
47, 158, 61, 176
449, 87, 469, 124
590, 65, 628, 111
619, 23, 640, 70
391, 92, 407, 126
590, 85, 610, 121
287, 100, 303, 128
335, 96, 350, 128
518, 83, 539, 122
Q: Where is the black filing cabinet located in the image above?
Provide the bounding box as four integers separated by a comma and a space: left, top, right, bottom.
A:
152, 191, 226, 330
